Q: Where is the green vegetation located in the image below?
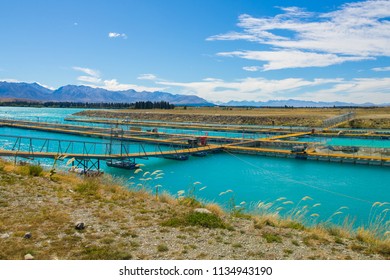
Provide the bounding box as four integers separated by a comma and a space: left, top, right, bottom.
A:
133, 101, 174, 110
263, 233, 283, 243
0, 100, 175, 110
27, 165, 43, 176
283, 221, 306, 231
185, 212, 228, 229
74, 179, 100, 197
178, 197, 203, 208
162, 211, 230, 229
157, 244, 169, 252
291, 240, 300, 246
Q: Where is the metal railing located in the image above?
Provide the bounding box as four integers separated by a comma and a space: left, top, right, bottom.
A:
323, 112, 355, 127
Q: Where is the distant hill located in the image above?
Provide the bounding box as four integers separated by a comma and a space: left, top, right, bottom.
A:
0, 82, 212, 105
220, 99, 382, 107
1, 81, 388, 107
0, 82, 53, 101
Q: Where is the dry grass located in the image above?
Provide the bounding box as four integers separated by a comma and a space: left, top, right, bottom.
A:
205, 203, 225, 217
356, 228, 377, 244
76, 107, 390, 128
158, 191, 178, 205
0, 159, 389, 260
253, 215, 280, 229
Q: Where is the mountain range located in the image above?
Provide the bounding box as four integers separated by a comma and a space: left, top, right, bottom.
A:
219, 99, 386, 107
0, 82, 211, 105
0, 81, 388, 107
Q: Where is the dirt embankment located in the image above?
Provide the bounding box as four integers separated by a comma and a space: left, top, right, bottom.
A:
74, 107, 390, 128
74, 110, 325, 127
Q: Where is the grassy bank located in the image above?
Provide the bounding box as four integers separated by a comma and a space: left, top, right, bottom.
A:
74, 107, 390, 129
0, 160, 389, 260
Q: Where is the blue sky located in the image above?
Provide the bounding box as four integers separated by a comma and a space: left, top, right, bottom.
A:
1, 0, 390, 103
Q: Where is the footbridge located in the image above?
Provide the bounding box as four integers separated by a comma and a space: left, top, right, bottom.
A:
264, 131, 312, 140
0, 134, 223, 173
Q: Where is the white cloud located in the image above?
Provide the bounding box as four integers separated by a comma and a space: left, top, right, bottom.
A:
101, 79, 162, 92
202, 78, 224, 82
137, 74, 157, 80
72, 66, 100, 77
242, 66, 261, 72
72, 66, 164, 92
219, 50, 371, 71
157, 76, 390, 103
372, 66, 390, 72
108, 32, 127, 39
77, 75, 102, 84
296, 78, 390, 104
157, 77, 343, 102
0, 78, 20, 83
207, 1, 390, 69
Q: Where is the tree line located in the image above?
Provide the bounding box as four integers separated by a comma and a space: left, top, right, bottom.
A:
0, 100, 175, 109
134, 101, 174, 109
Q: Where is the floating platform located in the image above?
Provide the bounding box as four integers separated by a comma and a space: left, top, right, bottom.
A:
163, 154, 189, 160
0, 119, 389, 167
192, 151, 208, 157
106, 159, 139, 170
225, 146, 390, 166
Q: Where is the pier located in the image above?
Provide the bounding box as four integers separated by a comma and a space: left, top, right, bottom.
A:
0, 119, 255, 145
0, 119, 389, 170
64, 117, 390, 139
0, 134, 222, 173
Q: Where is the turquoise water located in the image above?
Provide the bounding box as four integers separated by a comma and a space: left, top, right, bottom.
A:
132, 153, 390, 226
0, 107, 85, 123
138, 126, 267, 139
327, 137, 390, 148
1, 107, 389, 228
0, 126, 174, 162
299, 136, 390, 148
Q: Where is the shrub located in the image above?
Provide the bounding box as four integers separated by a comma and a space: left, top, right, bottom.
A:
74, 179, 100, 197
161, 217, 182, 227
157, 244, 169, 252
283, 221, 305, 231
179, 197, 202, 208
28, 165, 43, 176
185, 212, 227, 229
375, 242, 390, 256
263, 233, 282, 243
161, 211, 231, 229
